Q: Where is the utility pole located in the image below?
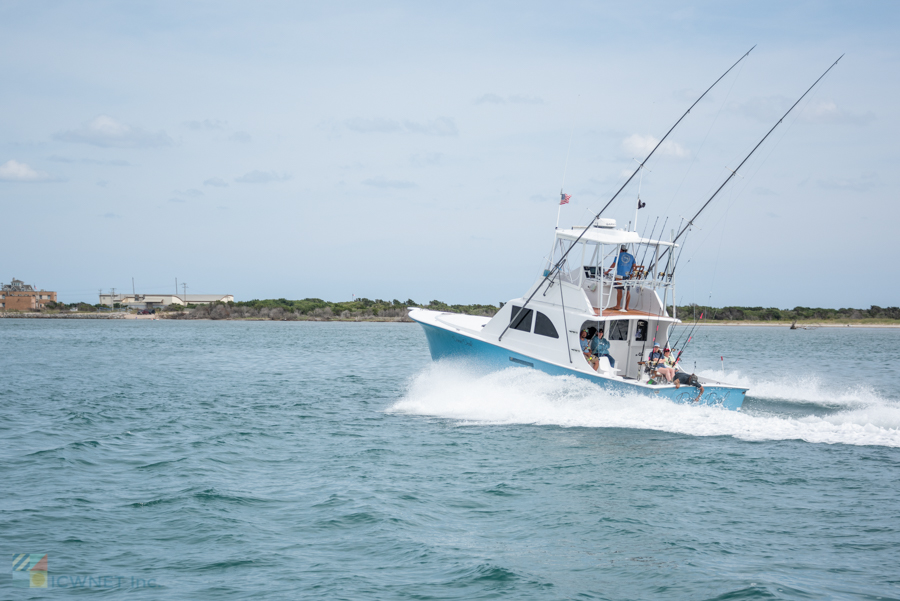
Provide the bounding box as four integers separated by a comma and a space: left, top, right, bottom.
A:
110, 287, 116, 309
182, 283, 188, 305
132, 277, 135, 296
98, 289, 103, 307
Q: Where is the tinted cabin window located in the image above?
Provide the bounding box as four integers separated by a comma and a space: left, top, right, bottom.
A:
608, 319, 629, 341
534, 312, 559, 338
509, 306, 533, 332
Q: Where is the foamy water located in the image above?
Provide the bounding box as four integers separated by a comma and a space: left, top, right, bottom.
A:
390, 363, 900, 447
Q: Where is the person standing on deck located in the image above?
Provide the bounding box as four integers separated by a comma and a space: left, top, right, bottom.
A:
604, 245, 635, 311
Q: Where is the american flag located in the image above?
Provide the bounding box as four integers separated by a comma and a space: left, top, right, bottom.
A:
560, 193, 571, 205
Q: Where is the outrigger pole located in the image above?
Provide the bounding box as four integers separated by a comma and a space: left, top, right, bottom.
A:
498, 46, 756, 342
653, 54, 844, 270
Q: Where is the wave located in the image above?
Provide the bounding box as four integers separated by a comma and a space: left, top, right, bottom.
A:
388, 363, 900, 448
695, 368, 885, 408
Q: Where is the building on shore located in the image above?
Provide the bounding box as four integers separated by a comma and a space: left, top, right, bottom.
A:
99, 293, 234, 310
0, 278, 57, 311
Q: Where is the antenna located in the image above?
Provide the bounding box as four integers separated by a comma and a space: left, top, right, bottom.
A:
632, 159, 651, 232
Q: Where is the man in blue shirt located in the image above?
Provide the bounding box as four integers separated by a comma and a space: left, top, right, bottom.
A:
591, 327, 615, 369
604, 245, 635, 311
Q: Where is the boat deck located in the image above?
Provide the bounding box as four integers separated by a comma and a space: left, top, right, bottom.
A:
591, 307, 670, 319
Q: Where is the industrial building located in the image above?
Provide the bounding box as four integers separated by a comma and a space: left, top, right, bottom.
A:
0, 278, 57, 311
99, 293, 234, 310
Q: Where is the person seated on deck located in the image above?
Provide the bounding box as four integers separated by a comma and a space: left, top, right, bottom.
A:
642, 342, 665, 381
592, 328, 616, 369
653, 347, 677, 383
580, 329, 600, 371
674, 371, 705, 402
604, 245, 635, 312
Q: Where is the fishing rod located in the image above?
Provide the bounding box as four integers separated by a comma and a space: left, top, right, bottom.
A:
637, 216, 660, 277
498, 47, 756, 342
666, 224, 692, 281
652, 54, 844, 270
675, 311, 706, 364
671, 309, 702, 351
673, 311, 704, 358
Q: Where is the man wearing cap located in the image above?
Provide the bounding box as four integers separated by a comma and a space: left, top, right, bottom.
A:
604, 245, 635, 311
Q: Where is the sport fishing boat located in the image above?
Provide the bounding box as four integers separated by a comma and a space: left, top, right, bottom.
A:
410, 218, 746, 410
409, 51, 841, 412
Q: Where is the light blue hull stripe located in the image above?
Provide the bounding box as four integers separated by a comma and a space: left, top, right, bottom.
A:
417, 321, 745, 411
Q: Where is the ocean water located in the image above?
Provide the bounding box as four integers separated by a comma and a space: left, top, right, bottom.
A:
1, 320, 899, 599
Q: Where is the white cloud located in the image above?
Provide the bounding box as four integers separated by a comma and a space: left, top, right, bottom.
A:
184, 119, 227, 130
0, 159, 54, 182
229, 131, 252, 143
362, 177, 416, 189
55, 115, 173, 148
345, 117, 457, 136
474, 93, 506, 105
204, 177, 228, 187
622, 134, 689, 159
47, 155, 130, 166
802, 100, 875, 126
817, 171, 879, 192
235, 170, 290, 183
345, 118, 404, 133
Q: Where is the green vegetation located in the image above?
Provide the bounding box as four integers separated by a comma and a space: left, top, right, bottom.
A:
163, 298, 499, 321
675, 305, 900, 323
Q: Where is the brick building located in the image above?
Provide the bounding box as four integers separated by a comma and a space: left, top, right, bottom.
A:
0, 278, 57, 311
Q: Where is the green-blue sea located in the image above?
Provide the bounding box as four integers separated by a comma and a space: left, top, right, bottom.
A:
2, 320, 899, 599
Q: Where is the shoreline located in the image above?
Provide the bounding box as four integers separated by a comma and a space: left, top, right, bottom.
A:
2, 312, 900, 328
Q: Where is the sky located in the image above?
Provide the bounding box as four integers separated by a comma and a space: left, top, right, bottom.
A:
1, 1, 897, 308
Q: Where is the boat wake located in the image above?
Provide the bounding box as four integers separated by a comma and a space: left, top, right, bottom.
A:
388, 362, 900, 448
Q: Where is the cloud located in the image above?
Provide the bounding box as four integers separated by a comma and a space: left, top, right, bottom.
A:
97, 180, 108, 187
475, 93, 506, 105
817, 171, 879, 192
102, 212, 121, 219
235, 170, 290, 183
184, 119, 227, 130
622, 134, 689, 159
508, 94, 543, 105
47, 155, 130, 166
345, 117, 457, 136
731, 97, 875, 127
404, 117, 457, 136
204, 177, 228, 187
362, 177, 416, 189
729, 96, 790, 122
475, 94, 543, 105
171, 188, 204, 200
0, 159, 55, 182
411, 152, 443, 167
802, 100, 875, 126
55, 116, 173, 148
345, 117, 404, 133
229, 131, 252, 143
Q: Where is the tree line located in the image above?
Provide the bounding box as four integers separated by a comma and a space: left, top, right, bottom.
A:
675, 305, 900, 322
